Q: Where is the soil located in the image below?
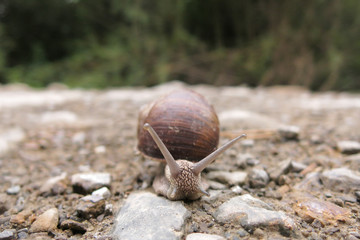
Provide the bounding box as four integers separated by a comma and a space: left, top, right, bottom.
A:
0, 82, 360, 239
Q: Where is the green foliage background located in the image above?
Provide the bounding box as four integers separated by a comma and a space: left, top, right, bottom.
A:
0, 0, 359, 90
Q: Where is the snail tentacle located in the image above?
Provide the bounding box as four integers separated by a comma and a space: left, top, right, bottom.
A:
192, 134, 247, 175
143, 123, 180, 177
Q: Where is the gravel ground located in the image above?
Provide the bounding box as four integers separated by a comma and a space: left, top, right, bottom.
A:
0, 81, 360, 239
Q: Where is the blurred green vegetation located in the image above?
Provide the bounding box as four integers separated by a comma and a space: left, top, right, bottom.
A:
0, 0, 360, 90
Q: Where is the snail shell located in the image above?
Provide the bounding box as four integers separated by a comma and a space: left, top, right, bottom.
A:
137, 89, 219, 161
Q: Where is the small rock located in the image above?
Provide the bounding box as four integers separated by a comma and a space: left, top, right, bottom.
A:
92, 187, 111, 199
10, 209, 33, 225
186, 233, 225, 240
268, 159, 292, 182
71, 172, 111, 194
39, 173, 67, 196
230, 185, 243, 194
201, 190, 224, 203
76, 197, 105, 219
60, 219, 87, 234
206, 171, 247, 185
213, 194, 295, 234
0, 229, 16, 240
0, 194, 9, 214
248, 168, 269, 188
236, 153, 259, 168
290, 161, 307, 172
292, 195, 352, 225
336, 141, 360, 154
113, 191, 190, 240
94, 145, 106, 154
72, 132, 86, 146
278, 125, 300, 140
320, 168, 360, 193
29, 208, 59, 233
294, 172, 322, 191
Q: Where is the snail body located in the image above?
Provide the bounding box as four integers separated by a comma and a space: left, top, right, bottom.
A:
137, 89, 245, 200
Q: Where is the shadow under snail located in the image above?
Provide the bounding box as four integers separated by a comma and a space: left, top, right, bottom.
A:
137, 89, 246, 200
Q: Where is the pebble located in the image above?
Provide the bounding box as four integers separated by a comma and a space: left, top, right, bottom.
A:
278, 125, 300, 140
10, 209, 33, 225
292, 195, 352, 225
248, 168, 269, 188
320, 168, 360, 193
206, 171, 247, 185
0, 229, 16, 240
39, 173, 67, 196
186, 233, 225, 240
94, 145, 106, 154
60, 219, 87, 234
92, 187, 111, 199
230, 185, 243, 194
336, 141, 360, 154
113, 191, 190, 240
213, 194, 295, 234
76, 197, 105, 219
29, 208, 59, 233
0, 194, 9, 214
71, 172, 111, 194
268, 159, 292, 182
72, 132, 86, 146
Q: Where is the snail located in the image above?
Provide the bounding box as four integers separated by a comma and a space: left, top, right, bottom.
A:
137, 89, 246, 200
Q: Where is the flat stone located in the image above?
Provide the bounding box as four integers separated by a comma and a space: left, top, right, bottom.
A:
292, 195, 352, 225
336, 141, 360, 154
113, 191, 190, 240
320, 168, 360, 193
206, 171, 247, 185
60, 219, 87, 234
71, 172, 111, 194
29, 208, 59, 233
186, 233, 225, 240
213, 194, 295, 234
76, 198, 105, 219
0, 229, 16, 240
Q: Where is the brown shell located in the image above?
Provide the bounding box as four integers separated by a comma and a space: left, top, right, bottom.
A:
137, 89, 219, 162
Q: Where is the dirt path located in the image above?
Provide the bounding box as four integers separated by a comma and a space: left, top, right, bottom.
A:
0, 82, 360, 239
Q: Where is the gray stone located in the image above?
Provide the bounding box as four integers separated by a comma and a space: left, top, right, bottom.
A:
213, 194, 295, 233
6, 185, 20, 195
206, 171, 247, 185
268, 159, 292, 182
92, 187, 111, 199
336, 141, 360, 154
278, 125, 300, 140
0, 229, 16, 240
60, 219, 87, 234
113, 191, 190, 240
248, 169, 269, 188
320, 168, 360, 193
186, 233, 225, 240
76, 197, 105, 219
29, 208, 59, 233
71, 172, 111, 194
